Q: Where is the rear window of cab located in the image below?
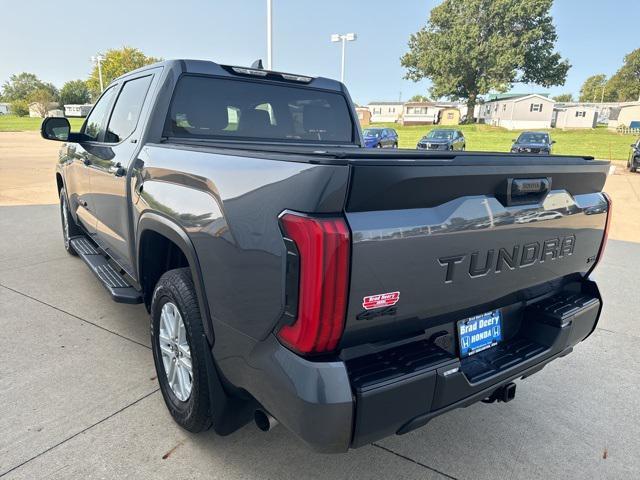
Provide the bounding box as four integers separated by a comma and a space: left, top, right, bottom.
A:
165, 75, 355, 145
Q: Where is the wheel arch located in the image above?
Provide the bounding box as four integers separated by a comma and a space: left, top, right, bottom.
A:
137, 212, 214, 345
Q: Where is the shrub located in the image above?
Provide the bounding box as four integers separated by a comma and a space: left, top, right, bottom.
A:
10, 100, 29, 116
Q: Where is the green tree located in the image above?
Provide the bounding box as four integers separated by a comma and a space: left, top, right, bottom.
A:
1, 72, 58, 102
579, 74, 612, 102
401, 0, 570, 122
59, 79, 91, 106
87, 47, 161, 96
10, 100, 29, 117
606, 49, 640, 102
27, 88, 57, 117
409, 94, 431, 102
553, 93, 573, 102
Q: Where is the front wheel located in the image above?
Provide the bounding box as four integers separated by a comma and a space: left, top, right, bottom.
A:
151, 268, 214, 433
59, 188, 81, 256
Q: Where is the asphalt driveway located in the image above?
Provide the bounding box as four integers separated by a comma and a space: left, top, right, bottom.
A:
0, 203, 638, 480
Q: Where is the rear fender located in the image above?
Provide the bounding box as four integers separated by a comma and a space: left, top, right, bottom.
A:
136, 212, 214, 344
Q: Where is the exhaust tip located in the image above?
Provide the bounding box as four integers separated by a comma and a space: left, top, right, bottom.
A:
254, 410, 278, 432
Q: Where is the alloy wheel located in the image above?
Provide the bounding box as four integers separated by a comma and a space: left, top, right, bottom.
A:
159, 302, 193, 401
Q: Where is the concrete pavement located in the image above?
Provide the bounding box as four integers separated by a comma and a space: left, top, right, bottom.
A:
0, 203, 638, 479
1, 131, 639, 478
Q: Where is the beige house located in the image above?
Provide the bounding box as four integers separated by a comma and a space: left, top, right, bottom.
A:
400, 102, 441, 125
28, 102, 59, 118
368, 102, 402, 123
608, 103, 640, 130
478, 94, 554, 130
553, 105, 598, 129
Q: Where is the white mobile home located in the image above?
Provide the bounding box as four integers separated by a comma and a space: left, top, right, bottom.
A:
400, 102, 442, 125
553, 105, 598, 129
479, 94, 554, 130
0, 103, 10, 115
64, 104, 93, 117
608, 103, 640, 130
367, 102, 402, 123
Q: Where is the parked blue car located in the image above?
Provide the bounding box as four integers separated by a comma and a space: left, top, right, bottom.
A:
362, 128, 398, 148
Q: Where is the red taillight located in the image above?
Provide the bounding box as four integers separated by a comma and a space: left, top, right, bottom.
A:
588, 192, 612, 275
277, 213, 350, 355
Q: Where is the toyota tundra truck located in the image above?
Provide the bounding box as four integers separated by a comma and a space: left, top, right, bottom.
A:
41, 59, 611, 452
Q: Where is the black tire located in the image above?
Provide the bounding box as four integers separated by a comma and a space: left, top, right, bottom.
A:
461, 144, 466, 151
393, 143, 398, 149
377, 143, 383, 148
59, 188, 81, 256
151, 268, 213, 433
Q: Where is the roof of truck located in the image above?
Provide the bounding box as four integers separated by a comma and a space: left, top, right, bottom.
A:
112, 59, 344, 92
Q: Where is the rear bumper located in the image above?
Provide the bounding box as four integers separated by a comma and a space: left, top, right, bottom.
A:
236, 282, 601, 453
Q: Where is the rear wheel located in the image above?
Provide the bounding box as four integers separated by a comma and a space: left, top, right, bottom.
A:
151, 268, 213, 432
59, 188, 81, 256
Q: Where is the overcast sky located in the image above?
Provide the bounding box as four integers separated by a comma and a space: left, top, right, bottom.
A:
1, 0, 638, 104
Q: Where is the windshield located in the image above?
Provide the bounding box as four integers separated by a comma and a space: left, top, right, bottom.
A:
518, 133, 549, 144
426, 130, 454, 140
165, 75, 354, 144
363, 129, 382, 138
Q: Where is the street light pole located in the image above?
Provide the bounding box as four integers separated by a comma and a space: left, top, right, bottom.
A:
331, 33, 357, 83
267, 0, 273, 70
91, 55, 105, 93
340, 37, 346, 83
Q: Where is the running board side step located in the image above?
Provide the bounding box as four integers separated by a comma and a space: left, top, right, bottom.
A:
69, 236, 143, 304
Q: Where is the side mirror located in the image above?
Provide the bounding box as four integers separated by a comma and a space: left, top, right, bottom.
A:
551, 140, 556, 144
41, 117, 71, 142
631, 144, 636, 148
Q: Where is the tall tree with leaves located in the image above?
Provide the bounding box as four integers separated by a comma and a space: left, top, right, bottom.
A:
579, 74, 610, 102
87, 47, 161, 97
552, 93, 573, 102
59, 80, 91, 106
409, 94, 431, 102
27, 88, 57, 117
606, 49, 640, 102
1, 72, 58, 102
401, 0, 570, 122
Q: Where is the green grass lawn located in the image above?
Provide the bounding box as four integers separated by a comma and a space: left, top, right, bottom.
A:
374, 122, 637, 162
0, 115, 84, 132
1, 114, 635, 162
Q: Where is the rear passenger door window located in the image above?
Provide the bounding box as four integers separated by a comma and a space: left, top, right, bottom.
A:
105, 76, 153, 143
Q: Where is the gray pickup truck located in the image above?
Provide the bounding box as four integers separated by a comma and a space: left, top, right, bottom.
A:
41, 59, 611, 453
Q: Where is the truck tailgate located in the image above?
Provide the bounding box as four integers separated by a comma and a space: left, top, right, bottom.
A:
342, 159, 610, 346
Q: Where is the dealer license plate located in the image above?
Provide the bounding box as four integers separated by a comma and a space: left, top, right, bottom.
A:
457, 310, 502, 357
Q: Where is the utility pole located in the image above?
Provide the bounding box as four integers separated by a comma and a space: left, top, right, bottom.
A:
266, 0, 273, 70
330, 33, 357, 83
91, 55, 104, 93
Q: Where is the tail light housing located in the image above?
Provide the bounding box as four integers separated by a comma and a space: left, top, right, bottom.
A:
277, 212, 350, 355
588, 192, 612, 276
